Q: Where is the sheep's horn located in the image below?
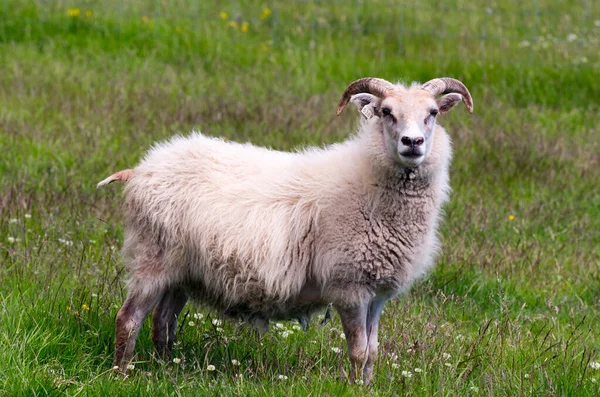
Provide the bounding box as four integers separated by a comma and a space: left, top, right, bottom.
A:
422, 77, 474, 113
336, 78, 396, 116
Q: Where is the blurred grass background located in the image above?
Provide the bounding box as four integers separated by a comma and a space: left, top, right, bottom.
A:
0, 0, 599, 395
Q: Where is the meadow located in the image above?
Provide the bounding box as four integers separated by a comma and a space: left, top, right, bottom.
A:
0, 0, 599, 395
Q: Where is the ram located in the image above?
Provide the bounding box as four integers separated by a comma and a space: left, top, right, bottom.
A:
99, 77, 473, 384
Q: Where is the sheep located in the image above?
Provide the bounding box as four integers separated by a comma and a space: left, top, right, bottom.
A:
99, 76, 473, 384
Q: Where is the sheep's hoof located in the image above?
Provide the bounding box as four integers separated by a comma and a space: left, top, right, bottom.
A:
320, 306, 332, 326
298, 317, 309, 332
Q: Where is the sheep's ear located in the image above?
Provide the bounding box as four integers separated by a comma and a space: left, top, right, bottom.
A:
437, 93, 464, 114
350, 93, 381, 120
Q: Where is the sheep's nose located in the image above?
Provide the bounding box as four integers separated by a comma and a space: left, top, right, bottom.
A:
400, 136, 424, 147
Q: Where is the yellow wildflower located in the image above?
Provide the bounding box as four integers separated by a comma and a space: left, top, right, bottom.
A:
66, 305, 71, 311
68, 8, 80, 17
228, 21, 239, 30
508, 215, 515, 221
85, 10, 92, 17
220, 12, 228, 20
260, 8, 272, 19
82, 304, 90, 311
241, 21, 249, 32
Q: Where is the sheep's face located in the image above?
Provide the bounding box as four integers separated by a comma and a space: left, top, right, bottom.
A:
351, 89, 463, 168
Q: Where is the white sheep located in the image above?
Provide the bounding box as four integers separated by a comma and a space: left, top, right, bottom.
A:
99, 77, 473, 384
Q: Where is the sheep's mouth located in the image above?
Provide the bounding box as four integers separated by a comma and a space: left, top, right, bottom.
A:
399, 149, 423, 159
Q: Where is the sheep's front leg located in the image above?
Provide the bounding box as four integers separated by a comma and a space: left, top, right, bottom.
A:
363, 297, 387, 384
336, 302, 369, 383
152, 287, 188, 359
114, 288, 164, 371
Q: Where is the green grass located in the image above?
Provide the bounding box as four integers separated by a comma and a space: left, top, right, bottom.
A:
1, 0, 599, 395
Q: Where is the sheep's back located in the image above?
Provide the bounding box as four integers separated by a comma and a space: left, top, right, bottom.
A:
122, 133, 317, 302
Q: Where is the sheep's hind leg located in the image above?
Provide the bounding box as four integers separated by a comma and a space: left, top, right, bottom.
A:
335, 301, 369, 384
114, 286, 165, 371
152, 287, 188, 359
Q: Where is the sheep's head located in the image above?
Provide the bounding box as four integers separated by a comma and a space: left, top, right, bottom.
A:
337, 77, 473, 168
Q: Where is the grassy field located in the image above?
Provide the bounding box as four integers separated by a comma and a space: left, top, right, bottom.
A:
1, 0, 599, 395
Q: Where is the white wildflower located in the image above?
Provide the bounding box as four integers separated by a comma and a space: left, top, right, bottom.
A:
292, 324, 303, 331
193, 313, 204, 320
207, 364, 216, 371
414, 367, 423, 373
231, 359, 240, 366
524, 373, 530, 379
595, 20, 600, 27
212, 319, 222, 326
275, 323, 284, 329
591, 378, 597, 383
112, 366, 120, 370
567, 33, 577, 42
188, 321, 196, 327
355, 379, 364, 385
340, 332, 346, 340
7, 236, 16, 243
391, 363, 400, 369
444, 362, 452, 367
389, 352, 399, 361
172, 358, 181, 364
470, 386, 479, 392
455, 334, 465, 341
277, 374, 288, 380
518, 40, 531, 48
216, 327, 223, 333
442, 353, 452, 360
25, 214, 32, 219
280, 330, 292, 338
58, 238, 73, 246
331, 347, 341, 354
9, 218, 17, 224
401, 370, 413, 378
126, 364, 135, 371
590, 361, 600, 370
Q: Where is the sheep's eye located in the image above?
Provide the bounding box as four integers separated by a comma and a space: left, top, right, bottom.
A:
381, 108, 392, 116
430, 109, 439, 117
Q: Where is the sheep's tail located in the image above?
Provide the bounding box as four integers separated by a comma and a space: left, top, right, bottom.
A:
97, 169, 135, 188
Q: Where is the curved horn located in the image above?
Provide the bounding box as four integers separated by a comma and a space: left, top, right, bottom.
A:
422, 77, 474, 113
336, 77, 396, 116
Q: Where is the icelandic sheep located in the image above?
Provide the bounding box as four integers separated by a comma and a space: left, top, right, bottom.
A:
99, 77, 473, 384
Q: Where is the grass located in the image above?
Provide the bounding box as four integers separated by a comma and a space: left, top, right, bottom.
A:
1, 0, 599, 395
